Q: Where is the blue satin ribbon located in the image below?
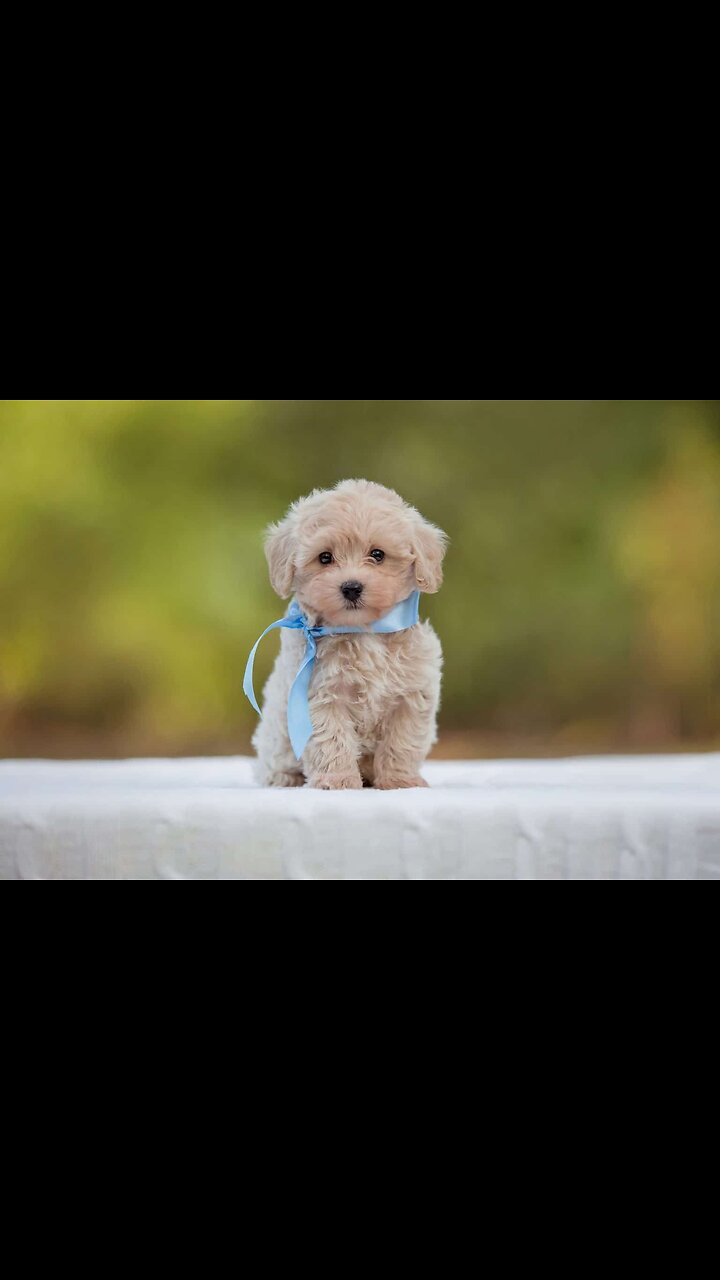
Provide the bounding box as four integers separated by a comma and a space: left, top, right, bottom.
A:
244, 589, 421, 759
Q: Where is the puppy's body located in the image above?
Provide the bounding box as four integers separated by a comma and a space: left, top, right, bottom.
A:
253, 619, 442, 789
252, 480, 447, 790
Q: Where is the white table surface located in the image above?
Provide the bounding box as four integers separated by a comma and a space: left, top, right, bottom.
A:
1, 755, 719, 880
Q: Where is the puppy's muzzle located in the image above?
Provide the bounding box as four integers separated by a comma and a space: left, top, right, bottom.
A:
341, 580, 364, 603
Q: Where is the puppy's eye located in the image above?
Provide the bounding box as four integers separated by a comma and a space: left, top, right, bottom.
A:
370, 549, 385, 563
319, 552, 334, 566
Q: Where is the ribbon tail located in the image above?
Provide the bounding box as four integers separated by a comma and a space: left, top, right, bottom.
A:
287, 634, 317, 759
243, 636, 265, 715
243, 618, 297, 717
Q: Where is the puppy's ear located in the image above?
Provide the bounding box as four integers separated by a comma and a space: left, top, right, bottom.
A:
412, 516, 448, 593
264, 515, 297, 597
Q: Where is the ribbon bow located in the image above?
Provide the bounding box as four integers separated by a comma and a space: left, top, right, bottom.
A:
244, 589, 421, 759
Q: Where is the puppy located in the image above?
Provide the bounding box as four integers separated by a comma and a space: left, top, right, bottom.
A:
252, 479, 447, 789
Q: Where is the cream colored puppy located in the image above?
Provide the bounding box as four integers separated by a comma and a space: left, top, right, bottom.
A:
252, 479, 447, 790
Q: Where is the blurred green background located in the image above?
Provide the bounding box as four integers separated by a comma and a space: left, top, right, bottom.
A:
1, 399, 719, 759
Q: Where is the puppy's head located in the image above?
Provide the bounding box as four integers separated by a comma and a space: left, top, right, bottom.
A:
265, 479, 448, 626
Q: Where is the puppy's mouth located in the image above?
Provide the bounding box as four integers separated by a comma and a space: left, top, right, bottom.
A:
337, 601, 385, 625
324, 600, 374, 625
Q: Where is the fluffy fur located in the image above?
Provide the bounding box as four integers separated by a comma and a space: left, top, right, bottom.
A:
252, 479, 448, 789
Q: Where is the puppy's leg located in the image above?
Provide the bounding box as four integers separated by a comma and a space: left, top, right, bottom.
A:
373, 689, 437, 789
253, 720, 305, 787
252, 663, 305, 788
303, 699, 362, 790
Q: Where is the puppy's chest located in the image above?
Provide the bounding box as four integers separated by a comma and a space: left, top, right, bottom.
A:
313, 633, 408, 708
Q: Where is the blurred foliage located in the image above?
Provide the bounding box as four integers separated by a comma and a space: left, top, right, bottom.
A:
1, 399, 719, 757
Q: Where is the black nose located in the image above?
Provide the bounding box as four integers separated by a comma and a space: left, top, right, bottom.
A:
341, 580, 364, 602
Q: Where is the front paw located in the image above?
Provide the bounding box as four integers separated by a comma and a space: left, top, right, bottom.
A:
267, 770, 305, 788
308, 770, 363, 790
374, 775, 429, 790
